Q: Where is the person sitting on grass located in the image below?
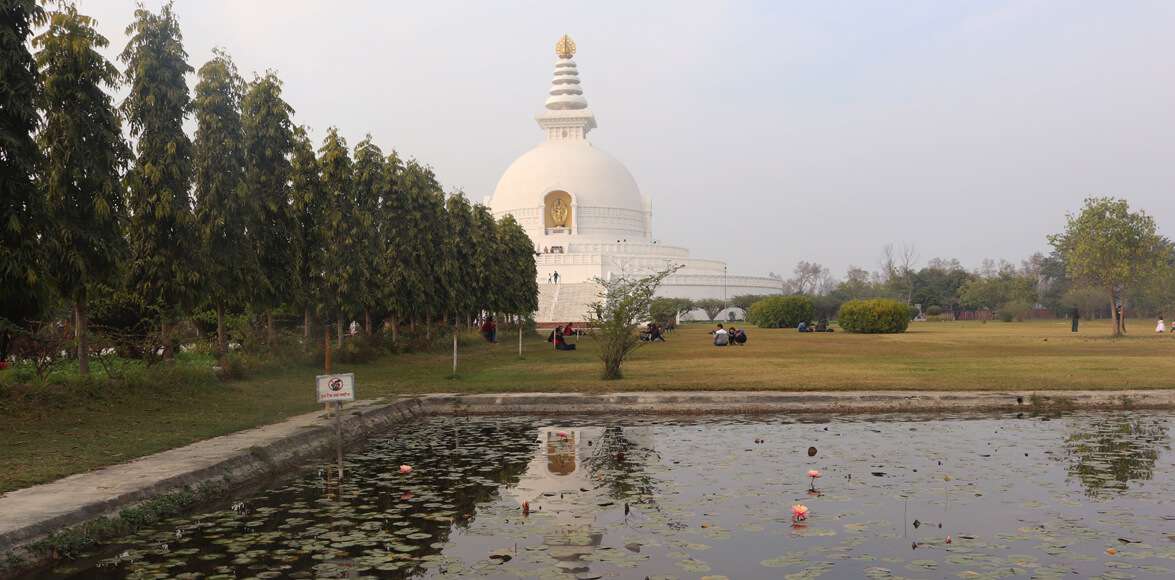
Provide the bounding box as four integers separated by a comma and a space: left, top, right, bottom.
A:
797, 321, 809, 332
712, 323, 730, 346
548, 324, 576, 350
649, 322, 666, 342
732, 327, 747, 345
815, 318, 833, 333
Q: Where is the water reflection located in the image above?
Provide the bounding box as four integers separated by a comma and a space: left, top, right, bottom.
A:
1063, 414, 1170, 497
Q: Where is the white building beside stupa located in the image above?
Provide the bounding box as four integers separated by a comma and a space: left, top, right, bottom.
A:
488, 35, 780, 322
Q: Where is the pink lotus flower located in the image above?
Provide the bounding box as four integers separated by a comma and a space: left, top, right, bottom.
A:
556, 430, 569, 439
791, 504, 809, 522
807, 470, 821, 479
399, 465, 413, 474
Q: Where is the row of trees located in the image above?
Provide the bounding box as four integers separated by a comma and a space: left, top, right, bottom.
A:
0, 1, 538, 372
747, 198, 1173, 333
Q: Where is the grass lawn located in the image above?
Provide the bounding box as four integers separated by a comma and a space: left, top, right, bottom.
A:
2, 318, 1174, 493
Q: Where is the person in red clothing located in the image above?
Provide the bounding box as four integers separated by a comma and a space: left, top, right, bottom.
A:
480, 317, 497, 343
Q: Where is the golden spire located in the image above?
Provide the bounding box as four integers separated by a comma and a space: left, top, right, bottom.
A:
555, 34, 576, 59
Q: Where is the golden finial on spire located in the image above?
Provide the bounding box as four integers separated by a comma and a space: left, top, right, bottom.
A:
555, 34, 576, 59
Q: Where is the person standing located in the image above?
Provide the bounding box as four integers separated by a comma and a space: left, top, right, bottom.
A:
1157, 316, 1166, 333
553, 271, 560, 284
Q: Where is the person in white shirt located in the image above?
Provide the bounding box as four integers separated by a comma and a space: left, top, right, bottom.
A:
1157, 317, 1167, 333
712, 324, 729, 346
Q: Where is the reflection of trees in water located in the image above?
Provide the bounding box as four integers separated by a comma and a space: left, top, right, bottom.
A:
1064, 415, 1169, 497
583, 426, 661, 504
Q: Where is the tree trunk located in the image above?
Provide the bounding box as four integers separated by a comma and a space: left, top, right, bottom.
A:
364, 309, 372, 336
426, 310, 432, 340
161, 319, 174, 361
452, 325, 458, 377
336, 313, 344, 348
266, 310, 275, 349
75, 293, 89, 376
303, 307, 311, 340
216, 302, 227, 362
1109, 293, 1122, 337
391, 318, 399, 344
518, 322, 523, 358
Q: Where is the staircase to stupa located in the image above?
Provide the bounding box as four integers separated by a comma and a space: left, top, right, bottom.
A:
536, 282, 600, 324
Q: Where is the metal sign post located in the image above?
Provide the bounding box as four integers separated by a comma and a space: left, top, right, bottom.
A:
317, 373, 355, 480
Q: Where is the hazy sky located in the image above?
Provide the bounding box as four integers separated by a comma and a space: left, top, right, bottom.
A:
77, 0, 1175, 278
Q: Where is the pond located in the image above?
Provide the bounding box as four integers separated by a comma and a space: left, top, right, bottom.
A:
26, 412, 1175, 579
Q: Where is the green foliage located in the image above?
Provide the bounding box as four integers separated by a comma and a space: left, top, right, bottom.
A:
120, 2, 201, 321
1049, 197, 1169, 335
350, 134, 386, 322
837, 299, 911, 333
289, 126, 324, 316
587, 266, 680, 380
34, 4, 130, 305
242, 71, 296, 312
747, 295, 815, 328
649, 297, 693, 326
0, 0, 49, 354
495, 214, 539, 316
958, 270, 1035, 310
728, 294, 768, 313
1060, 286, 1107, 319
998, 299, 1034, 322
316, 128, 356, 320
193, 50, 255, 327
925, 305, 944, 316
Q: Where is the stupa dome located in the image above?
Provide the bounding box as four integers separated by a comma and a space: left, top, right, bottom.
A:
490, 141, 644, 214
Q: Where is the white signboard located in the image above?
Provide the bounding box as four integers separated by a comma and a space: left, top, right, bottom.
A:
316, 373, 355, 403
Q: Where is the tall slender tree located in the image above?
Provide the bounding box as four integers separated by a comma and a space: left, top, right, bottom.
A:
380, 150, 410, 342
443, 193, 477, 375
242, 71, 295, 346
193, 48, 252, 361
317, 128, 355, 346
0, 0, 47, 362
120, 2, 200, 359
405, 162, 447, 337
290, 125, 324, 343
34, 2, 131, 375
351, 135, 386, 335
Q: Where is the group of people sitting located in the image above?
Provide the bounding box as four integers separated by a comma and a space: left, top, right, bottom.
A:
546, 323, 577, 350
711, 323, 748, 346
641, 322, 667, 342
797, 319, 834, 333
1157, 317, 1175, 333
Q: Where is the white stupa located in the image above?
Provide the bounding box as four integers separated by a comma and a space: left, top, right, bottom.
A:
488, 35, 780, 322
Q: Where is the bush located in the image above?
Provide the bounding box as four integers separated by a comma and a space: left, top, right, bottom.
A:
747, 295, 815, 328
998, 300, 1034, 322
837, 299, 911, 333
925, 305, 944, 316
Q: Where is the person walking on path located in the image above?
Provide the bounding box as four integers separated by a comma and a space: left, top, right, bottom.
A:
553, 271, 560, 284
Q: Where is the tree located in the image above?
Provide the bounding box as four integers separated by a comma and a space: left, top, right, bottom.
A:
649, 297, 692, 326
587, 266, 680, 380
443, 193, 477, 376
316, 128, 355, 346
193, 48, 252, 361
34, 3, 130, 374
694, 298, 725, 321
1048, 197, 1168, 336
471, 204, 502, 316
728, 294, 766, 314
496, 214, 538, 356
881, 243, 918, 304
379, 150, 411, 342
351, 134, 386, 335
792, 261, 829, 295
0, 0, 47, 363
242, 71, 295, 345
120, 2, 200, 359
290, 126, 324, 343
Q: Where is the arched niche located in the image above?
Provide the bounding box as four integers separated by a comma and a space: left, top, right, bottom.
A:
544, 190, 573, 229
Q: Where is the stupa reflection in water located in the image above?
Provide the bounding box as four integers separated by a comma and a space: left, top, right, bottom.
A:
507, 426, 657, 575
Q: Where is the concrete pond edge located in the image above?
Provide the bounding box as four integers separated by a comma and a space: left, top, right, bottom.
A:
2, 388, 1173, 575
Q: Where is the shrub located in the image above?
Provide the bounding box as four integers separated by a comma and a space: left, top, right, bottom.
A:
837, 299, 911, 333
998, 300, 1034, 322
925, 305, 944, 316
747, 296, 815, 328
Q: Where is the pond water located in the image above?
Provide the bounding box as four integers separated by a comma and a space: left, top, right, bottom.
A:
27, 412, 1175, 579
